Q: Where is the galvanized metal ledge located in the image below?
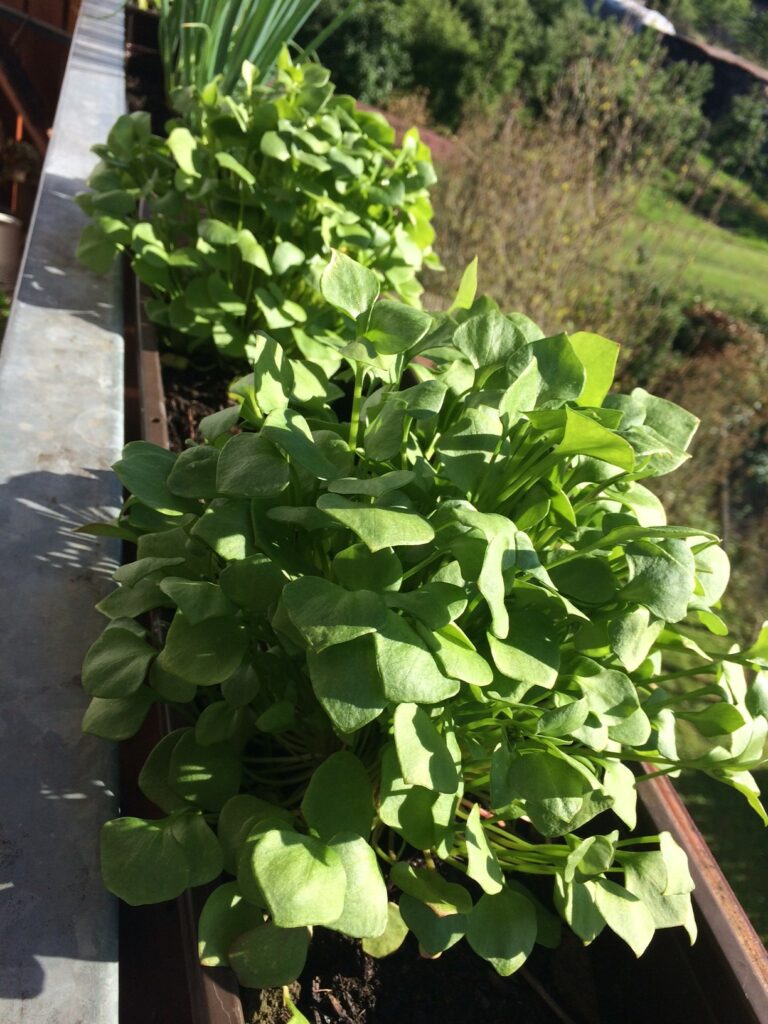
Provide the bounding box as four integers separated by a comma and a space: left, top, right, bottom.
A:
0, 0, 124, 1020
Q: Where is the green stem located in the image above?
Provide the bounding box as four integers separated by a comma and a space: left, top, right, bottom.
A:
495, 451, 559, 509
400, 550, 443, 583
646, 664, 719, 684
348, 362, 365, 452
634, 765, 680, 782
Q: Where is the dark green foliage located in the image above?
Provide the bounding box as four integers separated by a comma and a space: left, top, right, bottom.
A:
300, 0, 552, 126
710, 86, 768, 185
300, 0, 712, 135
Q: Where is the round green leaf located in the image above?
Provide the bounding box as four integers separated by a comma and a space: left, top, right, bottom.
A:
308, 635, 386, 733
556, 407, 635, 470
169, 811, 224, 887
219, 555, 286, 614
82, 621, 156, 698
252, 829, 346, 927
453, 310, 522, 369
569, 331, 619, 408
113, 441, 195, 514
317, 495, 435, 552
321, 249, 379, 320
198, 882, 264, 967
218, 794, 294, 876
487, 610, 560, 691
220, 662, 260, 708
282, 577, 385, 652
301, 751, 374, 839
592, 878, 656, 957
101, 816, 189, 906
378, 745, 459, 852
229, 923, 310, 988
362, 902, 409, 958
694, 543, 730, 607
82, 690, 154, 740
159, 579, 235, 623
620, 539, 696, 623
169, 731, 242, 811
491, 749, 591, 837
216, 433, 290, 498
168, 126, 199, 176
374, 611, 458, 704
167, 446, 219, 499
464, 804, 504, 895
390, 862, 472, 916
364, 300, 432, 354
326, 834, 388, 938
195, 701, 244, 745
139, 728, 191, 812
466, 889, 537, 976
399, 895, 466, 956
428, 623, 492, 686
157, 611, 247, 686
149, 660, 197, 703
333, 544, 403, 592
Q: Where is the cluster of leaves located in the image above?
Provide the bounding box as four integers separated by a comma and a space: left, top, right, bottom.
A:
155, 0, 328, 97
76, 49, 439, 365
82, 253, 768, 988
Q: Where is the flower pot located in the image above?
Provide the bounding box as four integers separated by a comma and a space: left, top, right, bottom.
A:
0, 212, 23, 293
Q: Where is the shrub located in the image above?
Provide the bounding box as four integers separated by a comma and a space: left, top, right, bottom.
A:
82, 253, 768, 988
300, 0, 554, 128
76, 50, 439, 367
302, 0, 712, 132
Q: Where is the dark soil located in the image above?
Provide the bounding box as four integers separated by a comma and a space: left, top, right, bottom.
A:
241, 930, 577, 1024
162, 361, 233, 452
239, 916, 731, 1024
125, 7, 172, 134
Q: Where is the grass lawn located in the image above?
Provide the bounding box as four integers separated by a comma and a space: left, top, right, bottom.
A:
625, 182, 768, 314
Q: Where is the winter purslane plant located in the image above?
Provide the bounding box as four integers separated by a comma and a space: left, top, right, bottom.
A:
81, 253, 768, 987
76, 50, 439, 371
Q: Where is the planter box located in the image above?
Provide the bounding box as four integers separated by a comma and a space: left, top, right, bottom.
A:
3, 1, 766, 1020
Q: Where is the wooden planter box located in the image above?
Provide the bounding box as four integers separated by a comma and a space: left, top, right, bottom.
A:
2, 1, 765, 1020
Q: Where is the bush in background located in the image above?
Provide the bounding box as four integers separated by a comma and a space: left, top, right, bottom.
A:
423, 36, 705, 344
301, 0, 713, 131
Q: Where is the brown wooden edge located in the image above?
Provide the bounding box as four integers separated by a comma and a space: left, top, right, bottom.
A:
128, 269, 245, 1024
638, 773, 768, 1023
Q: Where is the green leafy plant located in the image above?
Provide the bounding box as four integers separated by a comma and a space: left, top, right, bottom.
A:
156, 0, 329, 98
82, 253, 768, 988
76, 50, 439, 368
